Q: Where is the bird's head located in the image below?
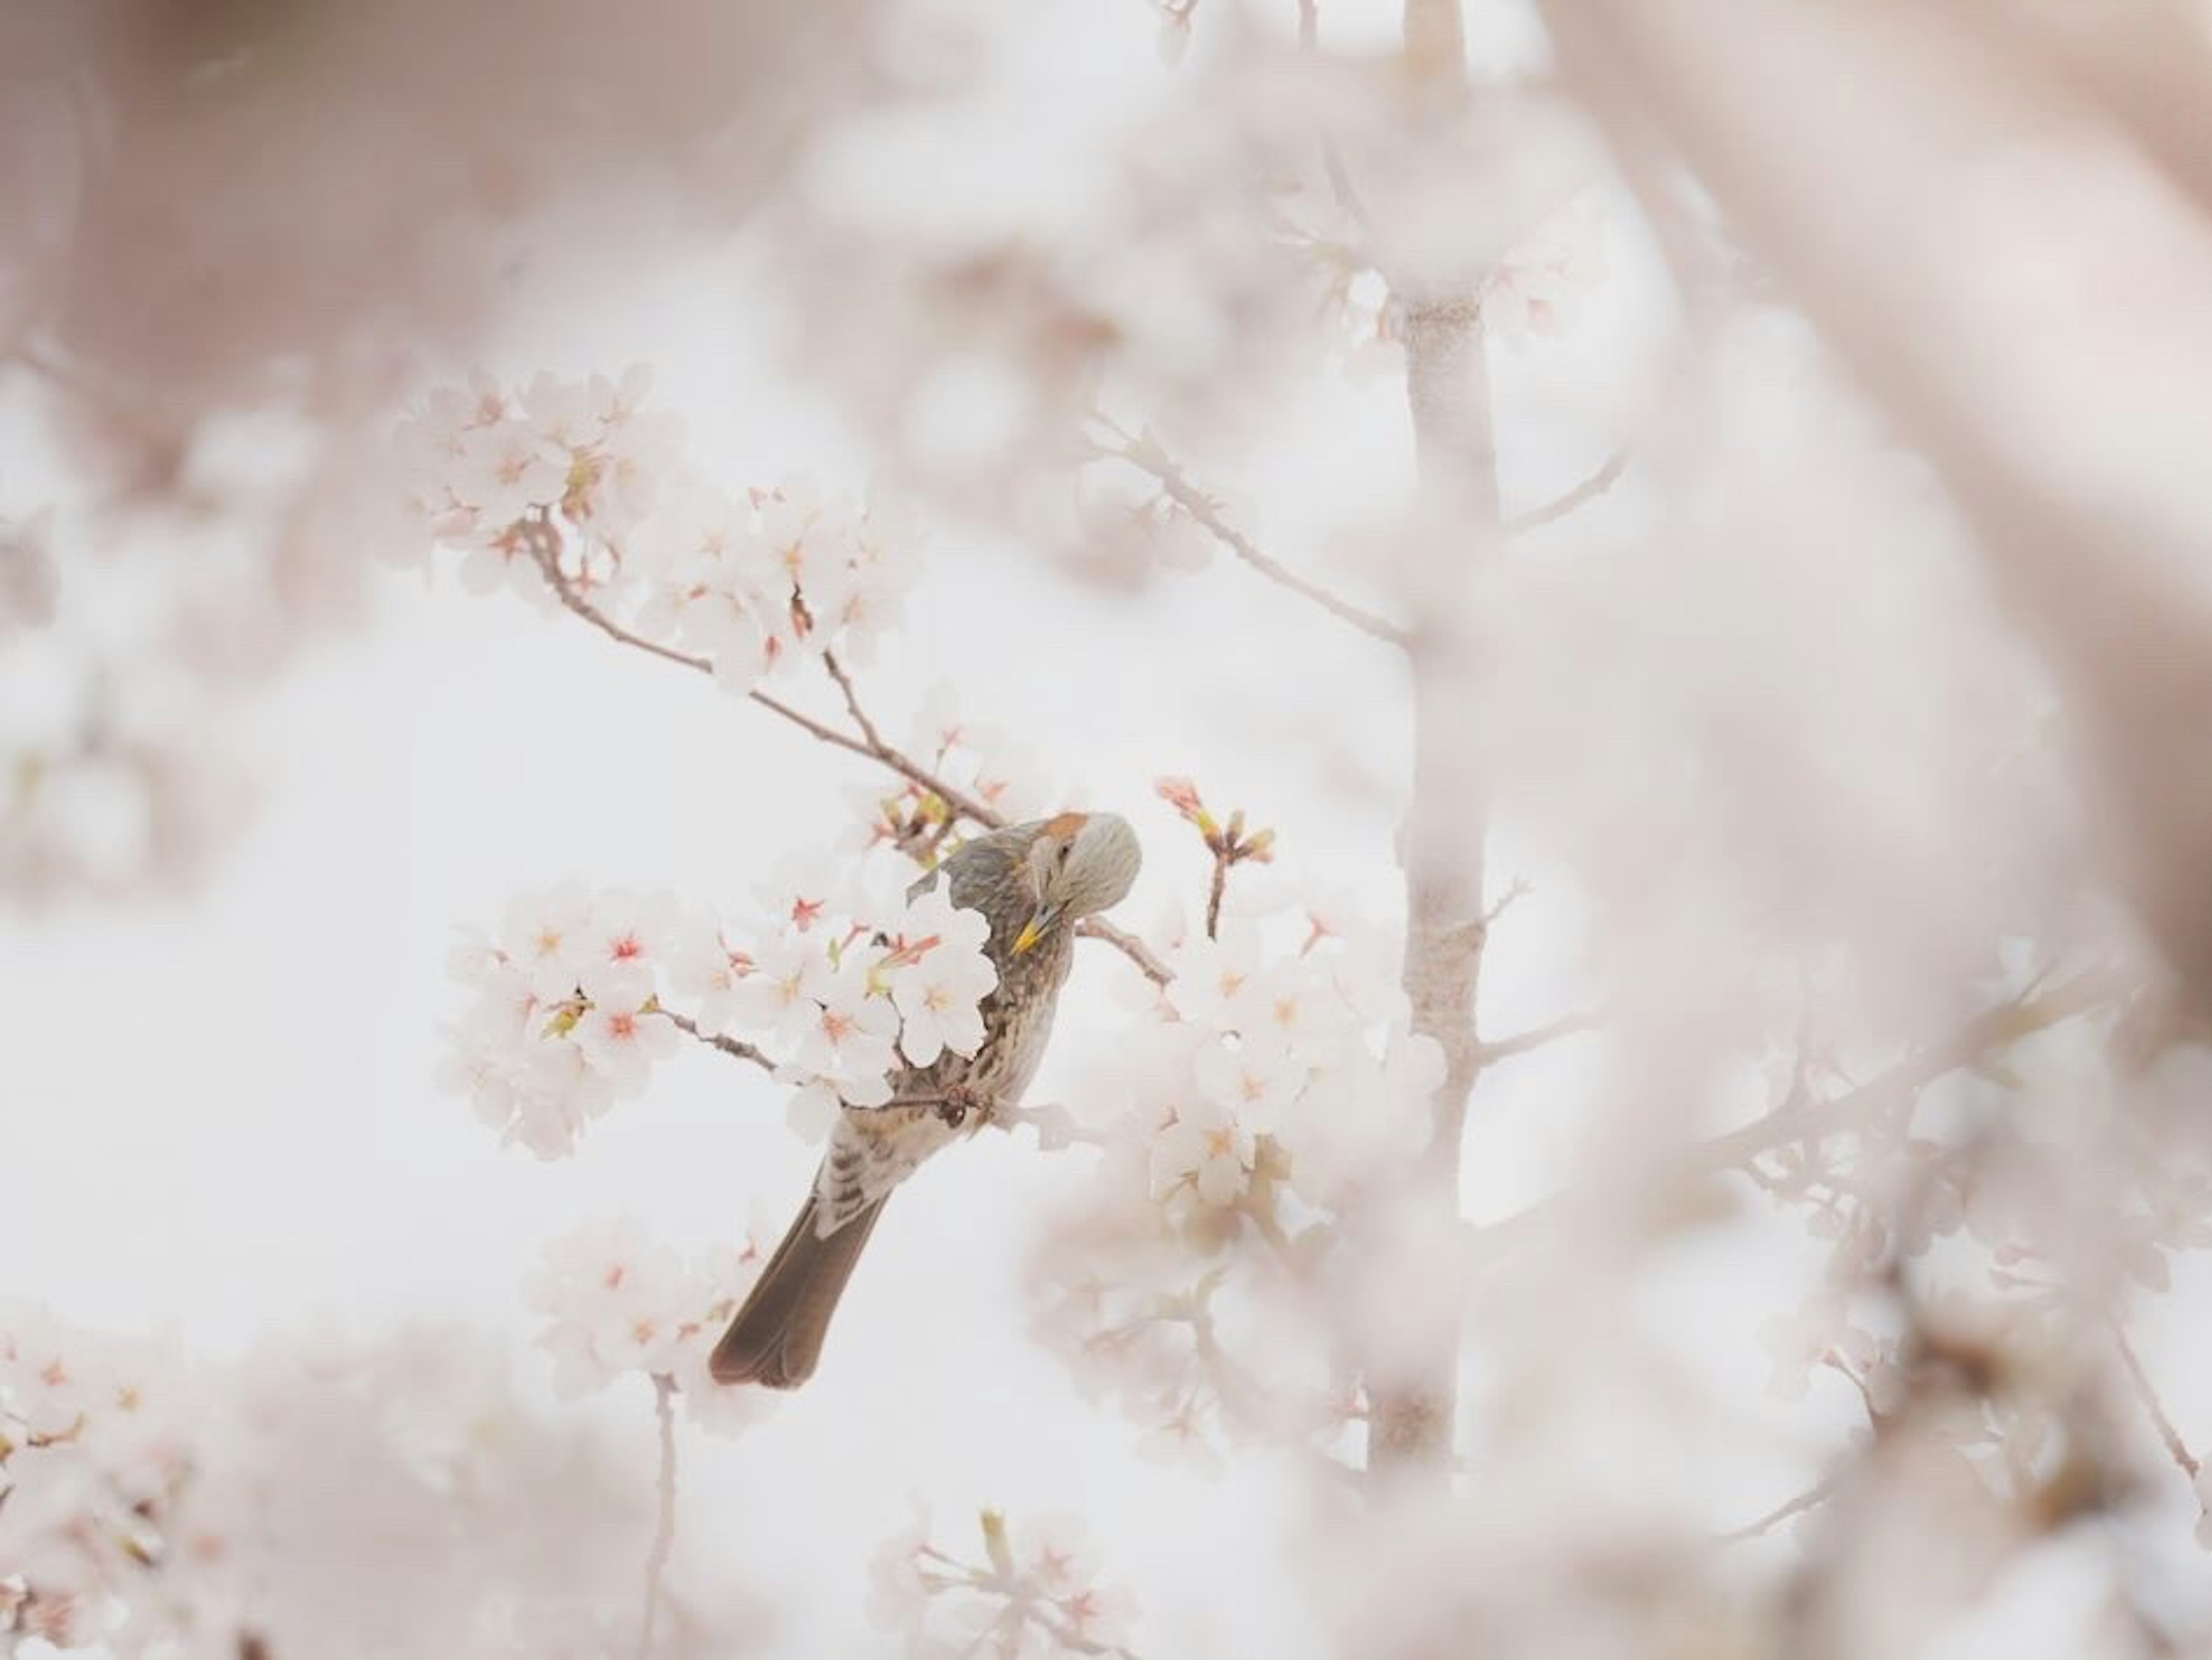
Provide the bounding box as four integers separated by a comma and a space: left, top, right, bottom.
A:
1013, 811, 1142, 955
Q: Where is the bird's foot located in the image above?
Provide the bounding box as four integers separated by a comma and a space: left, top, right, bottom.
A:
934, 1085, 988, 1129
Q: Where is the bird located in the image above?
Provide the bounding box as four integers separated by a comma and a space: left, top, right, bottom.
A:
710, 810, 1143, 1389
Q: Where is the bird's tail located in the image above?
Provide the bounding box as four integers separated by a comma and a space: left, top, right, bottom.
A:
709, 1183, 888, 1389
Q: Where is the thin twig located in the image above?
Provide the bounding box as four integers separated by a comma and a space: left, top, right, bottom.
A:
1077, 918, 1172, 985
992, 1099, 1115, 1151
524, 523, 1001, 823
1476, 1008, 1605, 1065
1103, 433, 1410, 648
523, 517, 715, 676
1481, 877, 1533, 927
636, 1375, 679, 1660
1205, 850, 1230, 940
651, 1006, 775, 1074
524, 521, 1173, 986
1503, 449, 1628, 535
1468, 966, 2132, 1257
1717, 1466, 1844, 1544
821, 649, 886, 751
1821, 1352, 1884, 1429
2112, 1318, 2201, 1481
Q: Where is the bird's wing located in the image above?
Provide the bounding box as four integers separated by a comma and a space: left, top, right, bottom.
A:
814, 1103, 962, 1233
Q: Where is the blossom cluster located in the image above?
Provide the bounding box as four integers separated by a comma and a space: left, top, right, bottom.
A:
2, 1312, 683, 1658
1137, 905, 1444, 1219
1318, 194, 1608, 384
844, 683, 1055, 867
439, 884, 688, 1158
868, 1505, 1140, 1658
440, 862, 1000, 1155
393, 369, 918, 691
0, 1308, 185, 1651
523, 1213, 778, 1436
1025, 867, 1440, 1470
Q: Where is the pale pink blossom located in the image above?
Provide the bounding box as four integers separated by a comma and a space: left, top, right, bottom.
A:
1479, 196, 1608, 347
786, 1080, 844, 1141
569, 1000, 680, 1096
794, 950, 903, 1106
889, 887, 1000, 1067
453, 418, 566, 529
523, 1216, 694, 1394
1164, 922, 1261, 1030
751, 848, 847, 936
1192, 1028, 1304, 1134
1150, 1095, 1257, 1209
726, 932, 823, 1055
441, 886, 685, 1156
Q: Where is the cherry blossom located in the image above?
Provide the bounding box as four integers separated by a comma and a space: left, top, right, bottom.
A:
525, 1215, 695, 1393
1756, 1290, 1883, 1407
0, 1312, 728, 1657
454, 417, 567, 530
881, 685, 1055, 833
1478, 195, 1609, 347
522, 1215, 776, 1436
666, 916, 752, 1034
793, 947, 905, 1107
569, 999, 681, 1095
751, 848, 847, 937
1163, 923, 1261, 1030
863, 1506, 1142, 1659
396, 376, 922, 698
629, 474, 791, 687
1277, 1027, 1441, 1210
1192, 1028, 1304, 1133
440, 884, 687, 1159
1151, 1094, 1260, 1209
889, 884, 1002, 1068
725, 930, 824, 1055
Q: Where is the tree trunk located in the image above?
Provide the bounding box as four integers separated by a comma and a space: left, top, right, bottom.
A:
1365, 0, 1499, 1483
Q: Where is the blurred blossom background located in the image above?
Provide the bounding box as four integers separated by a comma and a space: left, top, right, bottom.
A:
8, 0, 2212, 1655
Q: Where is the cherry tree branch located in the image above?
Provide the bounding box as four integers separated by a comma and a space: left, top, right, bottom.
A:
1694, 965, 2127, 1168
820, 648, 887, 751
2112, 1318, 2200, 1483
1482, 876, 1533, 926
636, 1374, 678, 1660
1468, 966, 2133, 1257
1717, 1466, 1843, 1545
1076, 918, 1171, 985
1503, 449, 1628, 535
519, 519, 1172, 985
1205, 851, 1230, 940
1476, 1008, 1605, 1065
993, 1099, 1115, 1151
1365, 0, 1497, 1482
649, 1005, 776, 1073
521, 519, 999, 823
1098, 430, 1411, 648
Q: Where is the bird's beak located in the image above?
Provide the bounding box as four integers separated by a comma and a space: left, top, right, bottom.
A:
1013, 904, 1062, 955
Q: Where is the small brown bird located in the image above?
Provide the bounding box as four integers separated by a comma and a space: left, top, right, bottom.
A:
710, 810, 1142, 1389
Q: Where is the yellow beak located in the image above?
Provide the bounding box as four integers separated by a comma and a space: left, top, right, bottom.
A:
1012, 906, 1058, 955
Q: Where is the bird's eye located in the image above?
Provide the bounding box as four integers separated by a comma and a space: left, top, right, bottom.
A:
1054, 842, 1073, 869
